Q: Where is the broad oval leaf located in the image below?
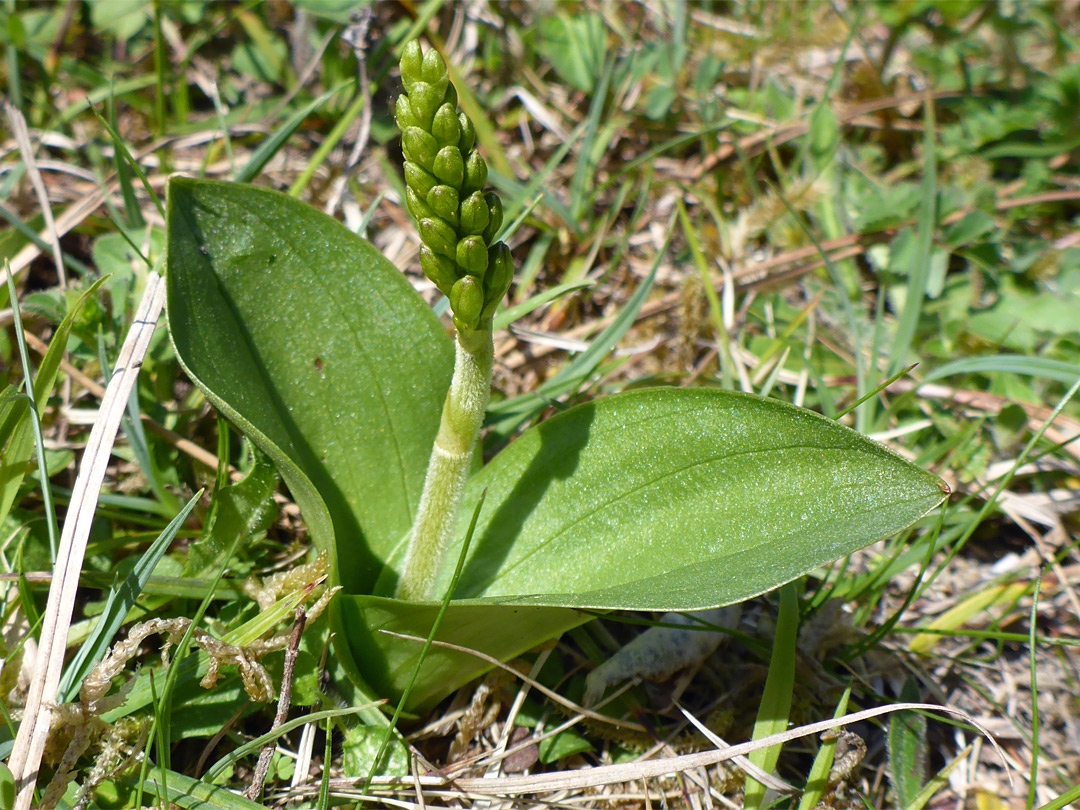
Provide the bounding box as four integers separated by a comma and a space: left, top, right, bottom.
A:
165, 177, 453, 593
440, 387, 949, 609
354, 387, 947, 707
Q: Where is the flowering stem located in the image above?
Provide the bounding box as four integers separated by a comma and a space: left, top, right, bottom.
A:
394, 326, 493, 601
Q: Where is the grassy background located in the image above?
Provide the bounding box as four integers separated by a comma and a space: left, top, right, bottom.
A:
1, 1, 1078, 808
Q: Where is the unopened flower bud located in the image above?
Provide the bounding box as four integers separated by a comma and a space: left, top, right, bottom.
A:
483, 242, 513, 317
405, 187, 435, 223
457, 235, 488, 278
482, 192, 503, 243
399, 40, 423, 91
421, 47, 449, 92
419, 217, 457, 258
402, 127, 438, 171
462, 150, 487, 194
404, 161, 438, 197
450, 275, 484, 331
431, 103, 462, 147
409, 82, 442, 130
420, 246, 458, 295
395, 95, 418, 131
427, 185, 460, 226
433, 145, 464, 187
458, 114, 476, 153
459, 191, 489, 235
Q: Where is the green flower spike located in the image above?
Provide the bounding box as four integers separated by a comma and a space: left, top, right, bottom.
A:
397, 40, 512, 327
391, 40, 515, 603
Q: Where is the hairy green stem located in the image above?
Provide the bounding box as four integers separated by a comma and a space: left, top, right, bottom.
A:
395, 327, 493, 601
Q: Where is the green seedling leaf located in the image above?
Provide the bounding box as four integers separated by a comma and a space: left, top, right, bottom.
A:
348, 388, 947, 708
59, 491, 202, 702
901, 744, 971, 810
889, 678, 928, 807
166, 177, 453, 594
538, 728, 593, 763
185, 448, 279, 579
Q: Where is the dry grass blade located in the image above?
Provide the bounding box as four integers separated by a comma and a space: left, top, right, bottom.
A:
3, 101, 66, 287
673, 701, 795, 794
7, 273, 167, 810
381, 633, 1012, 796
411, 703, 1009, 798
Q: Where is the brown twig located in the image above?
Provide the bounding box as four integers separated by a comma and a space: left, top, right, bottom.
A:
245, 606, 307, 801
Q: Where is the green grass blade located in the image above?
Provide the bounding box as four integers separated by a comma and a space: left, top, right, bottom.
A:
835, 364, 919, 420
2, 273, 106, 556
128, 767, 268, 810
234, 82, 352, 184
89, 102, 165, 219
152, 0, 167, 135
923, 355, 1080, 385
888, 98, 937, 376
203, 705, 374, 785
1034, 784, 1080, 810
798, 685, 852, 810
53, 74, 158, 127
485, 216, 671, 432
288, 87, 368, 198
492, 280, 594, 332
58, 491, 203, 703
570, 52, 615, 223
496, 121, 586, 234
744, 584, 799, 810
1028, 574, 1043, 810
108, 84, 145, 229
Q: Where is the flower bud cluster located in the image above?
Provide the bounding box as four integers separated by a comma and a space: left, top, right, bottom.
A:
397, 41, 513, 333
